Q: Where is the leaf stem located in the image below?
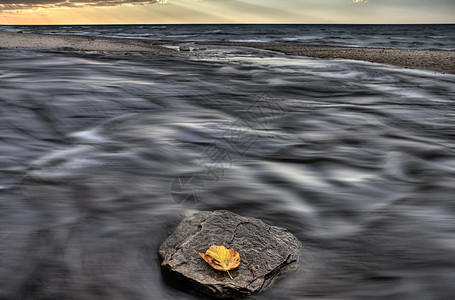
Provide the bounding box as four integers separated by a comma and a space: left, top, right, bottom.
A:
226, 270, 233, 280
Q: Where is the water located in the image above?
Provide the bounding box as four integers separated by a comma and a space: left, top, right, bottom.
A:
1, 24, 455, 50
1, 30, 455, 299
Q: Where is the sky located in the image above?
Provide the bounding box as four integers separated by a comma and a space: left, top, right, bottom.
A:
0, 0, 454, 25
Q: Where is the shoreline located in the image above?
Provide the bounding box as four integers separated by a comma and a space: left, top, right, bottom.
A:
0, 31, 173, 53
197, 41, 455, 75
1, 31, 454, 74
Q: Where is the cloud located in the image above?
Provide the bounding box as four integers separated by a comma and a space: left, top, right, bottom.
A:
0, 0, 165, 11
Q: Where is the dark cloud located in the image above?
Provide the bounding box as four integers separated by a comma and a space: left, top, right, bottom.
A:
0, 0, 163, 11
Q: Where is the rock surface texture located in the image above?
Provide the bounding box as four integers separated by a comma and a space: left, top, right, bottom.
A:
159, 210, 300, 298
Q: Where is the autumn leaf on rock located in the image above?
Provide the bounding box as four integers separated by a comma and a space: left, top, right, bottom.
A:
199, 244, 240, 279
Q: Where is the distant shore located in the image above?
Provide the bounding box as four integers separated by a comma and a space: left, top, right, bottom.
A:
1, 31, 454, 74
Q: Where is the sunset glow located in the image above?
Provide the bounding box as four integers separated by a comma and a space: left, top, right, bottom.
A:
1, 0, 454, 25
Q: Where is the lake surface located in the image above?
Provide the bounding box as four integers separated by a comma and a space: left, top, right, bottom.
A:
2, 24, 455, 50
0, 44, 454, 299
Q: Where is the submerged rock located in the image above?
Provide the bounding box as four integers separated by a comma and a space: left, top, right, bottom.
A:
159, 210, 300, 298
179, 45, 191, 51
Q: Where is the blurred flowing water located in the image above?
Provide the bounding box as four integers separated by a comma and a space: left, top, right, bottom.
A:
1, 47, 455, 299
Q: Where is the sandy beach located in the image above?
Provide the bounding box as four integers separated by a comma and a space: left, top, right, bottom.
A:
200, 41, 455, 75
0, 31, 172, 53
1, 31, 454, 74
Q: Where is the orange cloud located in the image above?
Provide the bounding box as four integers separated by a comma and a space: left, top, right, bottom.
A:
0, 0, 165, 12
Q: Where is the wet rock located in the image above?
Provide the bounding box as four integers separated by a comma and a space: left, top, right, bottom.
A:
159, 210, 300, 298
179, 45, 191, 51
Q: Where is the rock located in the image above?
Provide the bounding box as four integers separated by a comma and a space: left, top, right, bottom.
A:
179, 46, 191, 52
159, 210, 300, 298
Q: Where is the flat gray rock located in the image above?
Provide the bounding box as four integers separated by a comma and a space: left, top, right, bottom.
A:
159, 210, 300, 298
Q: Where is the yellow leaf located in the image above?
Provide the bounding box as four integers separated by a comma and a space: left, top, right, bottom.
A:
199, 244, 240, 279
